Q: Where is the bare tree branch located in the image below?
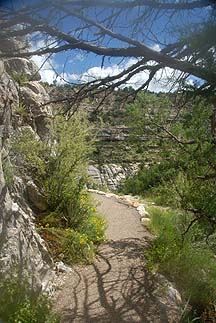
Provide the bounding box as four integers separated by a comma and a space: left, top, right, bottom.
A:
0, 0, 215, 92
50, 0, 215, 10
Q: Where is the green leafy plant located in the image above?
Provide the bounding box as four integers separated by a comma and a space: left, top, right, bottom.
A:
80, 213, 107, 244
147, 207, 216, 317
12, 112, 94, 223
43, 113, 94, 227
37, 211, 107, 264
2, 159, 14, 188
15, 101, 29, 118
12, 127, 48, 181
121, 160, 178, 196
62, 229, 95, 264
11, 72, 28, 86
13, 112, 106, 264
0, 272, 59, 323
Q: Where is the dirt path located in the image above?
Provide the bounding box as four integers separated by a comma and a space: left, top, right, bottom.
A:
53, 193, 181, 323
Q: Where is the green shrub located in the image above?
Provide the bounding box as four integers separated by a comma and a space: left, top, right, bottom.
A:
12, 112, 94, 226
12, 111, 106, 264
37, 211, 107, 265
62, 229, 95, 264
121, 161, 178, 196
177, 247, 216, 308
12, 127, 47, 181
147, 207, 216, 313
41, 211, 63, 228
11, 72, 28, 86
152, 171, 216, 227
147, 207, 183, 272
0, 272, 59, 323
42, 113, 94, 227
59, 186, 92, 230
80, 213, 107, 244
37, 193, 107, 264
15, 101, 29, 118
2, 159, 14, 188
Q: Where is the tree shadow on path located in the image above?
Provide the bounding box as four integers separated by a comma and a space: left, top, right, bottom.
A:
57, 239, 179, 323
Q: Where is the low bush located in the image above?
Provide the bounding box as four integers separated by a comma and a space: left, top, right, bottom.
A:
0, 272, 59, 323
11, 72, 28, 86
147, 207, 216, 317
37, 210, 107, 265
121, 161, 178, 196
12, 112, 94, 226
2, 159, 14, 188
80, 213, 107, 244
11, 112, 107, 264
62, 229, 95, 264
147, 207, 183, 272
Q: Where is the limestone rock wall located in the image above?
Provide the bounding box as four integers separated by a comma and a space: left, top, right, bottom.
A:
88, 164, 139, 191
0, 39, 54, 289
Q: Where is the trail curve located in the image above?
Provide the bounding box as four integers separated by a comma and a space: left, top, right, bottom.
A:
53, 193, 181, 323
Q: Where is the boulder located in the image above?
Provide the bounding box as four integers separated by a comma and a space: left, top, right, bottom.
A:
0, 36, 28, 54
19, 82, 53, 139
55, 261, 72, 273
141, 217, 151, 225
0, 200, 54, 291
35, 115, 52, 140
156, 274, 182, 306
0, 60, 4, 77
26, 81, 48, 96
5, 58, 41, 81
137, 204, 147, 216
26, 180, 47, 212
20, 82, 52, 118
0, 70, 19, 110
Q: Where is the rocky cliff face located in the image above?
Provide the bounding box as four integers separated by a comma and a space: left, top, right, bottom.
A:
88, 164, 138, 191
0, 37, 54, 289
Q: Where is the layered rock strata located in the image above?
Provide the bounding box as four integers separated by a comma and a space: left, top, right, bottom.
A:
88, 163, 139, 191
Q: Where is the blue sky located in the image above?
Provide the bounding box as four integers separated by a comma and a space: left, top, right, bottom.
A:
2, 0, 212, 91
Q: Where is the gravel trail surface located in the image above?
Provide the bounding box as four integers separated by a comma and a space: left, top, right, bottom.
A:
53, 193, 181, 323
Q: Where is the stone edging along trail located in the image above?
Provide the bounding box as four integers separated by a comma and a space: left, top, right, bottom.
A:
53, 190, 182, 323
88, 189, 151, 225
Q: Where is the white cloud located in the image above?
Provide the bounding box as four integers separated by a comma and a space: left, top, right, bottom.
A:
127, 66, 181, 92
80, 64, 123, 82
151, 44, 161, 52
68, 58, 181, 92
32, 51, 76, 85
30, 37, 67, 84
30, 39, 188, 92
31, 54, 56, 84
